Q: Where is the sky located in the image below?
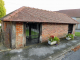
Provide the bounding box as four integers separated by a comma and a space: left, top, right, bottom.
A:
3, 0, 80, 14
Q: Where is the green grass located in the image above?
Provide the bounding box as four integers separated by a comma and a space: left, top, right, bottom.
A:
0, 26, 1, 28
26, 29, 29, 36
26, 29, 39, 39
75, 32, 80, 37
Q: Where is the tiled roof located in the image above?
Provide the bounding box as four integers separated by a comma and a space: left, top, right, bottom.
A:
56, 9, 80, 18
1, 6, 78, 24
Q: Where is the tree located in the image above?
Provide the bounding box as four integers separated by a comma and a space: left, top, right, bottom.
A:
0, 0, 6, 18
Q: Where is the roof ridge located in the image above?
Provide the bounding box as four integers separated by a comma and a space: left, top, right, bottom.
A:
24, 6, 63, 15
25, 6, 71, 20
25, 7, 55, 21
4, 6, 26, 20
21, 8, 42, 21
3, 6, 73, 21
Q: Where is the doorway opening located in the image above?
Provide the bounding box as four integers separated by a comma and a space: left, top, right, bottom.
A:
68, 24, 73, 33
26, 23, 40, 45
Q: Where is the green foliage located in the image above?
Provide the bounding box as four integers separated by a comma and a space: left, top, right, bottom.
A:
0, 26, 1, 28
26, 29, 39, 39
49, 36, 60, 42
75, 32, 80, 37
49, 37, 53, 42
66, 33, 74, 40
0, 0, 6, 18
53, 37, 60, 42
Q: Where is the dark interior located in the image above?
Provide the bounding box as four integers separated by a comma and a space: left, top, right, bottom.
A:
68, 24, 73, 33
26, 23, 41, 45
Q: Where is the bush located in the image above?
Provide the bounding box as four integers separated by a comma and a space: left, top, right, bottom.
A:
54, 37, 60, 42
66, 33, 74, 40
49, 35, 54, 42
49, 35, 60, 42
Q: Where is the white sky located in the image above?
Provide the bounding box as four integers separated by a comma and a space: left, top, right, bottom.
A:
3, 0, 80, 14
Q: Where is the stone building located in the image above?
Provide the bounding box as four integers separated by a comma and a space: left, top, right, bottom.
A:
0, 6, 78, 48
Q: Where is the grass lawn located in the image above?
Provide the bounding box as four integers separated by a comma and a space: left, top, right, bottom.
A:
75, 32, 80, 37
0, 26, 1, 28
26, 29, 39, 38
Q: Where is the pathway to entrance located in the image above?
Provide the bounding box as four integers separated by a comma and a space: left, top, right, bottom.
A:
0, 36, 80, 60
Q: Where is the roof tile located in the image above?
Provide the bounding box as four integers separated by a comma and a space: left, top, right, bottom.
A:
1, 6, 78, 24
56, 9, 80, 17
